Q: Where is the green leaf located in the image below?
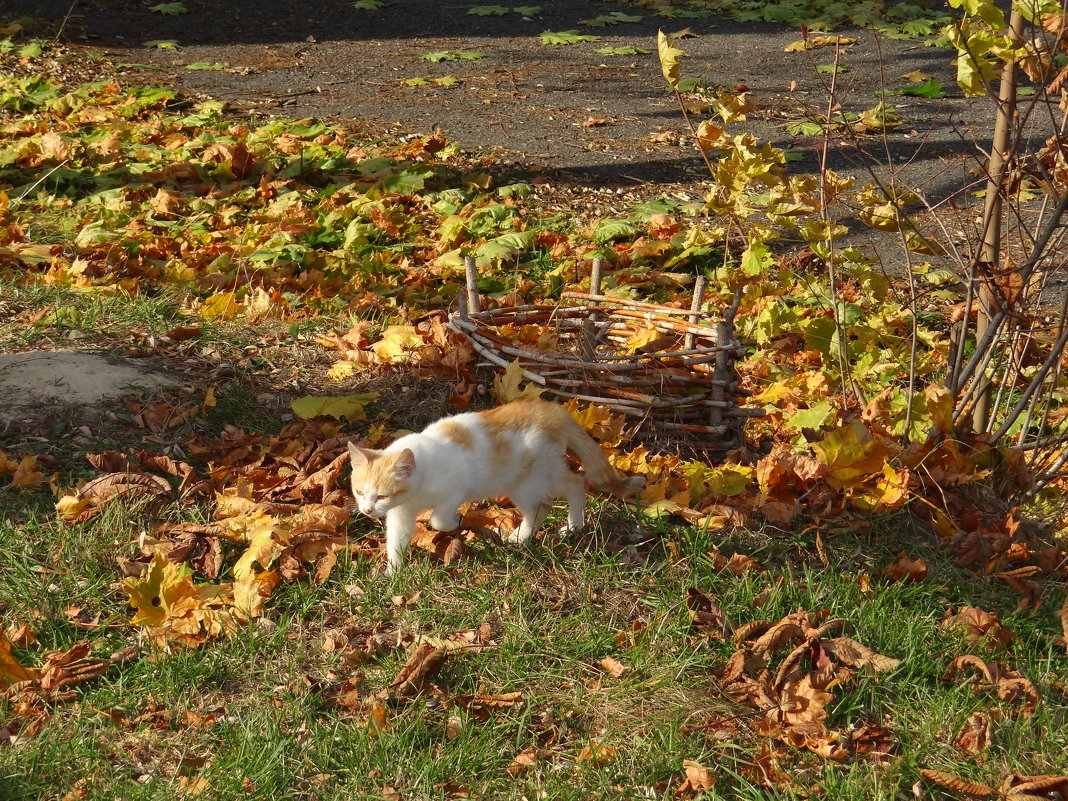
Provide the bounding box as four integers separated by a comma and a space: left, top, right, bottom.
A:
898, 79, 944, 97
144, 40, 180, 49
433, 75, 460, 86
468, 5, 509, 14
17, 41, 42, 58
404, 77, 429, 85
786, 400, 838, 431
352, 0, 384, 7
497, 182, 534, 198
595, 45, 650, 55
657, 29, 687, 89
539, 30, 600, 45
149, 2, 187, 14
512, 6, 542, 16
185, 61, 227, 71
816, 63, 847, 74
740, 240, 774, 275
593, 218, 640, 243
381, 167, 428, 195
291, 392, 380, 421
422, 50, 485, 62
474, 230, 536, 263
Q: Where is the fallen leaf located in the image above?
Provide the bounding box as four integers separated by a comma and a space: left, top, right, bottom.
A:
506, 747, 540, 777
577, 741, 618, 766
919, 769, 996, 797
941, 606, 1016, 651
676, 759, 716, 797
380, 642, 445, 702
883, 552, 927, 582
953, 711, 991, 756
600, 656, 627, 678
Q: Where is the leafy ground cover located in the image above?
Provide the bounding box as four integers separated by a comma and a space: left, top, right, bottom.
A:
1, 19, 1067, 801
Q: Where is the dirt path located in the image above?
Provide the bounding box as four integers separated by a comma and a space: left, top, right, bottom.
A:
29, 0, 990, 205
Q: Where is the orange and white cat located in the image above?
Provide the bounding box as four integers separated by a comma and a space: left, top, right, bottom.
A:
348, 398, 644, 573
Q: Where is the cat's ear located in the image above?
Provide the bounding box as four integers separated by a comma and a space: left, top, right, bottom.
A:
392, 448, 416, 479
347, 441, 370, 468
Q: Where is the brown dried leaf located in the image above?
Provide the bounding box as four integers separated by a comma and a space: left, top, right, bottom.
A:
941, 606, 1016, 651
996, 676, 1040, 717
883, 552, 928, 583
676, 759, 716, 797
382, 643, 445, 701
997, 566, 1041, 611
751, 622, 805, 657
721, 647, 767, 684
506, 747, 540, 777
600, 656, 627, 678
451, 692, 524, 712
1006, 773, 1068, 796
85, 451, 133, 473
943, 654, 998, 684
576, 742, 618, 766
953, 711, 991, 756
822, 637, 900, 673
685, 587, 731, 639
919, 769, 996, 797
733, 620, 774, 645
780, 674, 833, 726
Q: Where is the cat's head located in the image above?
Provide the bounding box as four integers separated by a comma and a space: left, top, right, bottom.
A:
347, 442, 415, 518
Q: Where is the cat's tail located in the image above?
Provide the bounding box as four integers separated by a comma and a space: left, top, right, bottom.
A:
561, 412, 646, 498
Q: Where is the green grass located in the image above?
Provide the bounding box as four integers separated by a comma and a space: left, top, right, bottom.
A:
2, 471, 1066, 800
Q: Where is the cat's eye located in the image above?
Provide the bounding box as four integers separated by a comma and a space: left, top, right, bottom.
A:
354, 490, 364, 496
379, 494, 390, 501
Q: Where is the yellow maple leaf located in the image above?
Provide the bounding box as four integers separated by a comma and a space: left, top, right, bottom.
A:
492, 360, 545, 404
200, 291, 242, 320
10, 455, 44, 488
0, 630, 37, 688
122, 553, 203, 628
370, 325, 424, 363
233, 569, 280, 619
55, 492, 91, 522
233, 517, 288, 580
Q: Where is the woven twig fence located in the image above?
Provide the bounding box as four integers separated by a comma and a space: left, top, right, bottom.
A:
449, 257, 764, 456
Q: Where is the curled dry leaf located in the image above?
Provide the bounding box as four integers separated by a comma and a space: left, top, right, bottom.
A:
600, 656, 627, 678
506, 747, 540, 777
1003, 773, 1068, 798
56, 472, 172, 523
675, 759, 716, 797
996, 565, 1041, 611
822, 637, 900, 673
919, 769, 996, 797
576, 741, 618, 767
883, 552, 927, 582
943, 655, 1040, 717
940, 606, 1016, 651
380, 642, 446, 702
685, 587, 731, 639
953, 710, 992, 756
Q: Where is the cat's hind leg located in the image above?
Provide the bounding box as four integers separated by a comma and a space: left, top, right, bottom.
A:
557, 471, 587, 535
503, 495, 549, 547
